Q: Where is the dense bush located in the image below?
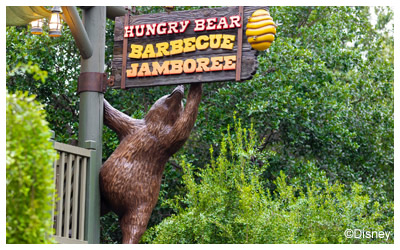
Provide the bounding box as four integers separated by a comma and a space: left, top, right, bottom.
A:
141, 120, 394, 243
6, 90, 57, 243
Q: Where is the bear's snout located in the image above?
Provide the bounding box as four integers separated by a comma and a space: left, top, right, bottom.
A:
169, 85, 184, 98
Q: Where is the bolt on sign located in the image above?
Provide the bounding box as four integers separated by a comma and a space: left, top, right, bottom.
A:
112, 6, 269, 89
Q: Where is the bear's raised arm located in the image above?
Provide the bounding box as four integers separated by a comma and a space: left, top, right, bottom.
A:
168, 83, 202, 144
103, 99, 144, 141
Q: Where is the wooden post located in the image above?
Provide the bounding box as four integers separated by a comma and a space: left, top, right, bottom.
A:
235, 6, 244, 82
120, 11, 130, 89
78, 6, 106, 244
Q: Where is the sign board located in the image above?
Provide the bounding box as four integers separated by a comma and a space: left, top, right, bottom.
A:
112, 6, 268, 89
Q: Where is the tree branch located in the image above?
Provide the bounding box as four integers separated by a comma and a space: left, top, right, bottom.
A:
169, 160, 183, 172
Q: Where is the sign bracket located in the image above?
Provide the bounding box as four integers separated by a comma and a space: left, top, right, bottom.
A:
77, 72, 109, 94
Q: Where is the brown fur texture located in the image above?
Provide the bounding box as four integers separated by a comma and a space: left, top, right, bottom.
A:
99, 83, 202, 244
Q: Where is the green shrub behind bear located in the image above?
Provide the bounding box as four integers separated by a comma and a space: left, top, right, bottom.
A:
142, 119, 394, 244
6, 90, 57, 244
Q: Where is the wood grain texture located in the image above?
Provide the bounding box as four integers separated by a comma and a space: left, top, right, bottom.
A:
111, 6, 268, 88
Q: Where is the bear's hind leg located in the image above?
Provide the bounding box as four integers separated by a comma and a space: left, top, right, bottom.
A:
120, 207, 152, 244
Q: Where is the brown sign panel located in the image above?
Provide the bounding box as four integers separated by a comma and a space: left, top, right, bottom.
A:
112, 6, 267, 89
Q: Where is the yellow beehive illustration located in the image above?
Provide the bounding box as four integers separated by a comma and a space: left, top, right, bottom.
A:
246, 9, 277, 51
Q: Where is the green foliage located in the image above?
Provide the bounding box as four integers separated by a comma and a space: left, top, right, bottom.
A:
142, 120, 393, 244
6, 6, 393, 244
6, 23, 81, 145
7, 61, 48, 83
6, 90, 57, 244
189, 6, 394, 202
100, 212, 122, 244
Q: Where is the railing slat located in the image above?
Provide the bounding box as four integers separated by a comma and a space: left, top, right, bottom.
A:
64, 154, 74, 238
52, 157, 58, 234
71, 156, 81, 239
56, 152, 65, 236
79, 157, 87, 241
54, 141, 92, 157
53, 141, 92, 244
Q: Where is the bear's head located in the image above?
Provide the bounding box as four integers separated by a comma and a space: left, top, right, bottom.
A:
145, 85, 184, 133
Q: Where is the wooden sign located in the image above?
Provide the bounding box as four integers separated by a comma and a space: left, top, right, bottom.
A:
112, 6, 268, 89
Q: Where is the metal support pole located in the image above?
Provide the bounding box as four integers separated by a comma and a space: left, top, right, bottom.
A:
78, 6, 106, 244
61, 6, 93, 59
106, 6, 128, 19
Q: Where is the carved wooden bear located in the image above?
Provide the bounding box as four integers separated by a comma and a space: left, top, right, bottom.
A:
99, 83, 202, 243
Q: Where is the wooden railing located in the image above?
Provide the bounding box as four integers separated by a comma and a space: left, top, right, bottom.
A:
52, 141, 95, 244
